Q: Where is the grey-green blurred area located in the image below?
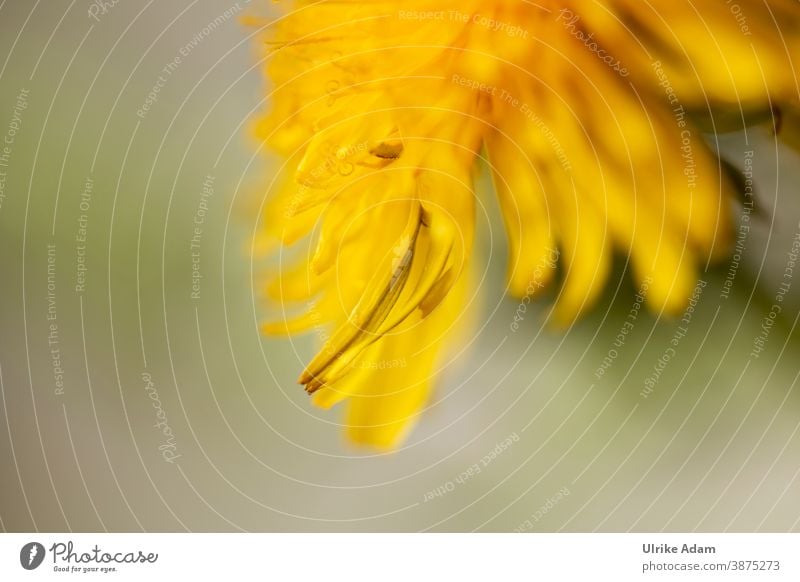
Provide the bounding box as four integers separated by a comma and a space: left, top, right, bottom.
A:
1, 0, 800, 533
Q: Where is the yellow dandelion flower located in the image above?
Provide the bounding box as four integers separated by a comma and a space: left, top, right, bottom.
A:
255, 1, 800, 449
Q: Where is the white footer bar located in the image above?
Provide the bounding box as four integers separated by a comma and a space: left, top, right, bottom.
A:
1, 533, 797, 581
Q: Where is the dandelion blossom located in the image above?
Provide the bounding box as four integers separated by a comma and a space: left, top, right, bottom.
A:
255, 1, 800, 449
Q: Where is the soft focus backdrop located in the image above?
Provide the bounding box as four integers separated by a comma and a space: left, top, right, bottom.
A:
1, 0, 800, 532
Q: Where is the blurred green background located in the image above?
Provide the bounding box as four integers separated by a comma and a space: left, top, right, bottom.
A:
1, 0, 800, 532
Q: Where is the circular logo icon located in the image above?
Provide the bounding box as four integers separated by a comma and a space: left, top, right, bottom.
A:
19, 542, 45, 570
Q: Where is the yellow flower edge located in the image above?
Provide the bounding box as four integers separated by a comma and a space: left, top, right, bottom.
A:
254, 1, 800, 449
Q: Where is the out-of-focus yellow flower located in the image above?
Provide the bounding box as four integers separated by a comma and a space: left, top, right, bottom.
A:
254, 1, 800, 449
